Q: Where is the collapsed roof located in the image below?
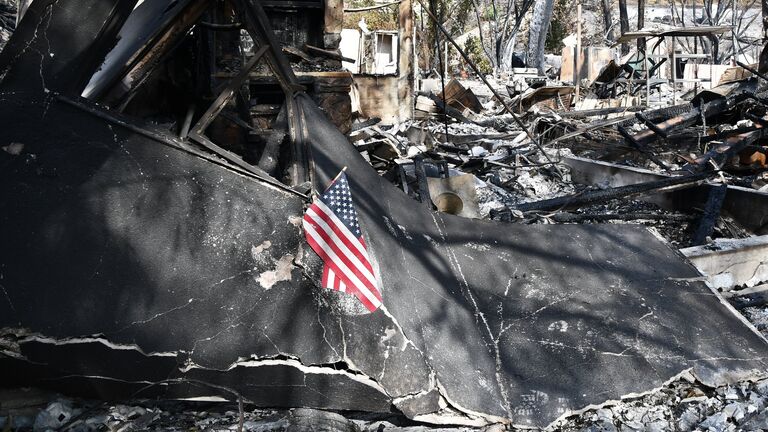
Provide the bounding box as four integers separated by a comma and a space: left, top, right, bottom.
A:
0, 0, 767, 429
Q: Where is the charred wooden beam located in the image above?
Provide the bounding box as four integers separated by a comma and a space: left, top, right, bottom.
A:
283, 46, 316, 62
617, 124, 671, 170
508, 171, 713, 213
626, 92, 753, 147
55, 94, 308, 200
234, 0, 311, 185
95, 0, 209, 106
552, 212, 696, 223
190, 45, 268, 138
304, 44, 356, 63
688, 126, 768, 171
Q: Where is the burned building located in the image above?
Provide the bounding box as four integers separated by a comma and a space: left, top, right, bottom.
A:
1, 0, 768, 430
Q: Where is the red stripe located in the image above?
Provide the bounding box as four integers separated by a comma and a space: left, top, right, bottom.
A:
304, 215, 381, 301
310, 206, 374, 274
304, 233, 378, 311
321, 265, 330, 288
304, 221, 381, 309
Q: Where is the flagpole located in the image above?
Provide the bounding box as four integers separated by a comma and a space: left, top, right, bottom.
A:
325, 166, 348, 190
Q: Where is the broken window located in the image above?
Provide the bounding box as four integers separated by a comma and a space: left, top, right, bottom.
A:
340, 2, 400, 76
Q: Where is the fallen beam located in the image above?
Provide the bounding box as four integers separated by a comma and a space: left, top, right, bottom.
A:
509, 171, 712, 213
562, 156, 768, 233
304, 44, 356, 63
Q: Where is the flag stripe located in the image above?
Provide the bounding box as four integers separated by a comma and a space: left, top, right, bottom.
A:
322, 265, 330, 287
304, 222, 381, 310
314, 200, 371, 264
308, 205, 373, 274
304, 217, 381, 301
306, 208, 377, 286
326, 265, 334, 288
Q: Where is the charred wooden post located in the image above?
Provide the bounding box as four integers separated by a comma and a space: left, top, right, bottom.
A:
618, 0, 629, 56
413, 156, 433, 207
691, 184, 728, 246
759, 0, 768, 73
637, 0, 645, 53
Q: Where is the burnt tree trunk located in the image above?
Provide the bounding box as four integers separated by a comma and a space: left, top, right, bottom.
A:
618, 0, 630, 55
526, 0, 555, 73
638, 0, 645, 52
761, 0, 768, 72
601, 0, 614, 42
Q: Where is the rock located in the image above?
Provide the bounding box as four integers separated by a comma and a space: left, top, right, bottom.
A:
595, 408, 614, 423
286, 409, 360, 432
470, 146, 488, 157
698, 412, 733, 432
618, 419, 644, 432
33, 400, 81, 432
724, 387, 740, 401
243, 418, 291, 432
742, 406, 768, 428
722, 402, 746, 423
677, 406, 702, 430
755, 380, 768, 397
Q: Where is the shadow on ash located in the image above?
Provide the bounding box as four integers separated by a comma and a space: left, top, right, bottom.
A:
0, 0, 767, 429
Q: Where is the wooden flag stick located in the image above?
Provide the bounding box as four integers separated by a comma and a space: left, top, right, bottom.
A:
325, 166, 348, 190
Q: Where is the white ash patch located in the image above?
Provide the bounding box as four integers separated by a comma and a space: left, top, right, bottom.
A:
256, 254, 294, 289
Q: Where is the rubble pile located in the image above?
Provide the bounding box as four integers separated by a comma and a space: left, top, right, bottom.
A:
3, 377, 768, 431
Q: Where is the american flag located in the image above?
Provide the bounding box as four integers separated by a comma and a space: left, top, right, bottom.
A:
303, 171, 382, 312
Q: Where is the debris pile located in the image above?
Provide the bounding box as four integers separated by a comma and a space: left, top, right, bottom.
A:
3, 376, 768, 431
355, 68, 768, 341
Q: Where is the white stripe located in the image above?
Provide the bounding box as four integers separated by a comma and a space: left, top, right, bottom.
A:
339, 279, 346, 293
314, 200, 368, 258
327, 268, 335, 289
304, 222, 381, 308
306, 208, 377, 288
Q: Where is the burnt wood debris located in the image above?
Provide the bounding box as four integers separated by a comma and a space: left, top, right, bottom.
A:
2, 0, 768, 430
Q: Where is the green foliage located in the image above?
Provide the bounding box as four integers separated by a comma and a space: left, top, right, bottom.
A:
452, 0, 474, 34
544, 0, 571, 53
342, 0, 399, 31
464, 35, 493, 74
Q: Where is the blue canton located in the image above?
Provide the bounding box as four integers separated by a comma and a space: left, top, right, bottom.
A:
319, 173, 363, 238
